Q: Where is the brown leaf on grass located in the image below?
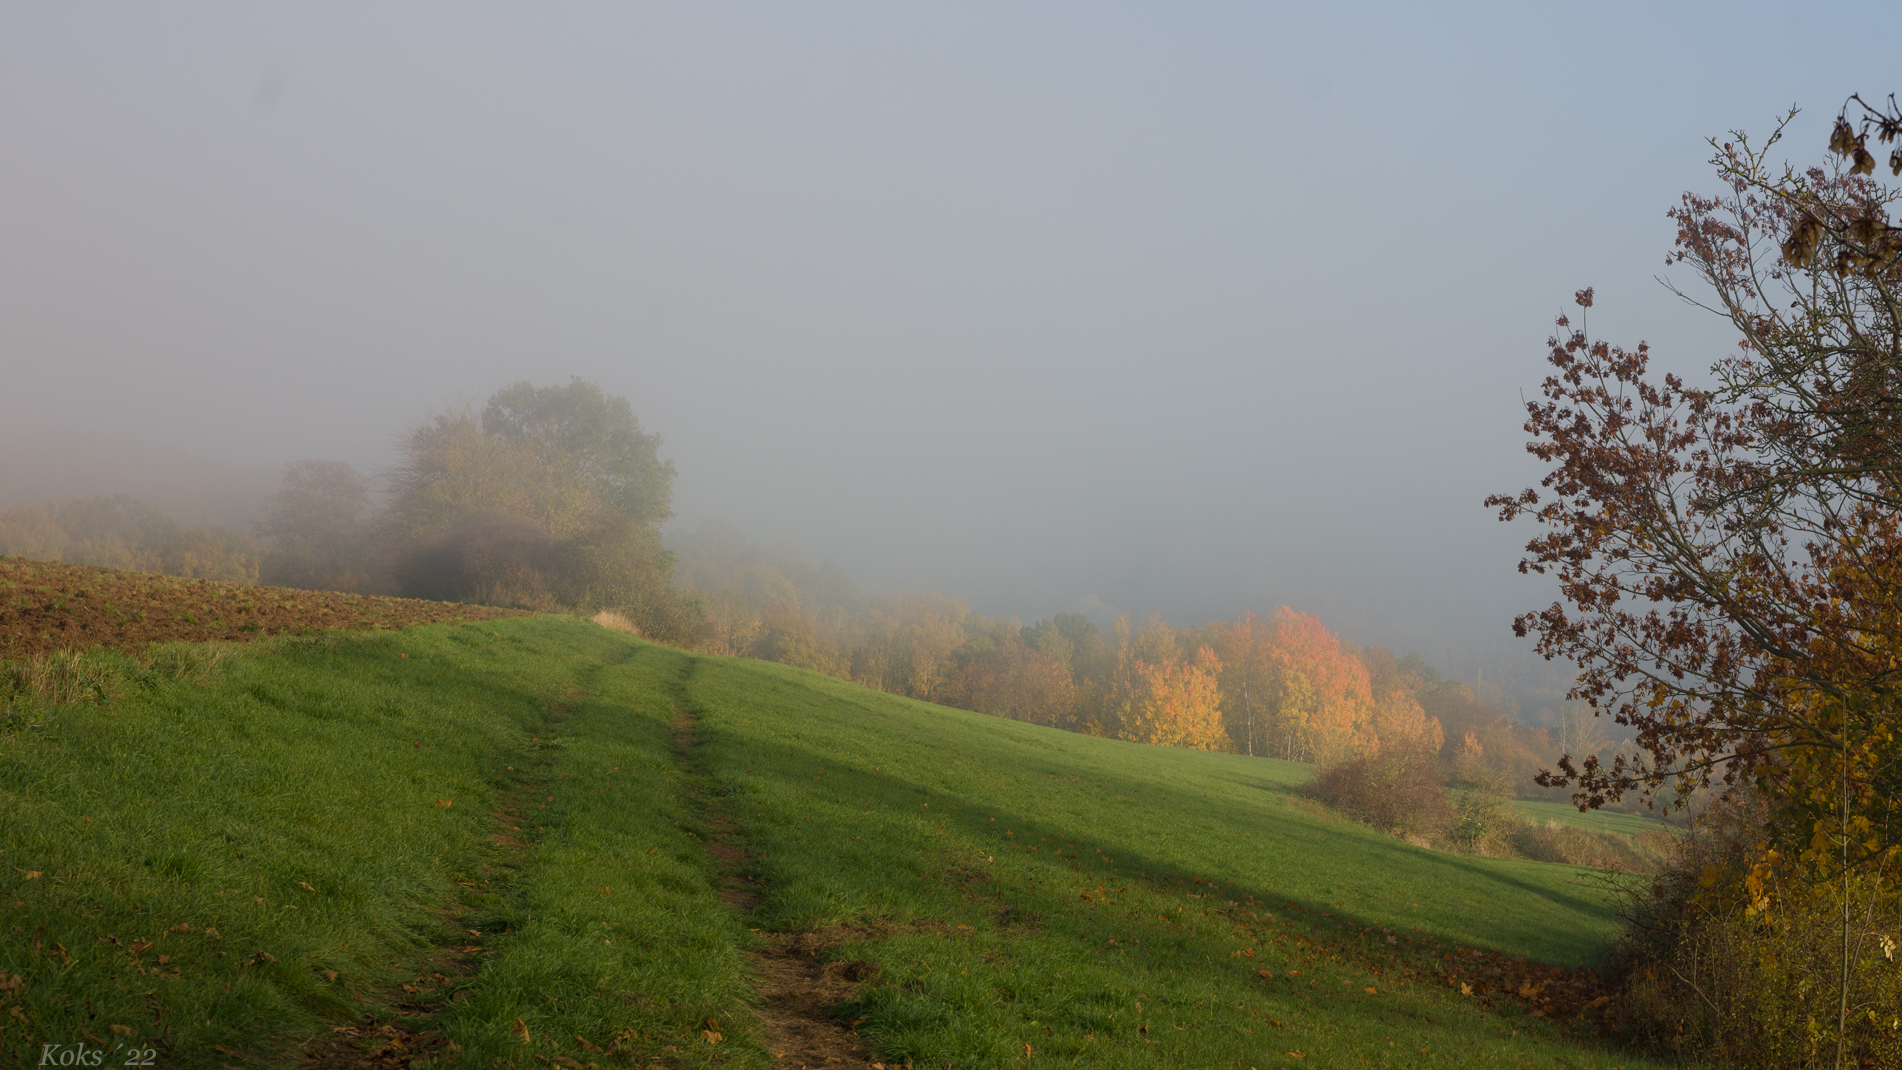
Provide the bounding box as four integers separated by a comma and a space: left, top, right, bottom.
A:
19, 871, 40, 880
256, 951, 276, 964
129, 938, 153, 953
576, 1035, 604, 1053
298, 882, 316, 892
109, 1025, 133, 1035
156, 955, 171, 966
512, 1018, 531, 1044
205, 928, 221, 939
437, 799, 453, 808
321, 970, 339, 982
0, 974, 22, 993
170, 923, 191, 933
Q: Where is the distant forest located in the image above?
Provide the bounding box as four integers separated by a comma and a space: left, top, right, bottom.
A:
0, 379, 1618, 802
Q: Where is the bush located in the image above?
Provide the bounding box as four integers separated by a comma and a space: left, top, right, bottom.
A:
1302, 742, 1453, 841
1613, 794, 1902, 1068
1451, 782, 1514, 854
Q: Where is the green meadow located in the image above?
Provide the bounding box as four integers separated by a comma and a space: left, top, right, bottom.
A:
1, 618, 1664, 1069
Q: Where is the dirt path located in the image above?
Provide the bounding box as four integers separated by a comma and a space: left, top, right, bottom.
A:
295, 691, 582, 1069
671, 706, 893, 1070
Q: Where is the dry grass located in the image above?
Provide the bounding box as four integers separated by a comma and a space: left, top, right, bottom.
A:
591, 609, 640, 636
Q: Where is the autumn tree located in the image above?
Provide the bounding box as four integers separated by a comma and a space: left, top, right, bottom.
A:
1486, 105, 1902, 1065
254, 460, 375, 591
1259, 607, 1373, 762
1123, 645, 1227, 750
386, 380, 699, 640
1489, 116, 1902, 874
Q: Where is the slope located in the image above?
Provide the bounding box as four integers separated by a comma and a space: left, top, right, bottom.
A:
1, 617, 1663, 1069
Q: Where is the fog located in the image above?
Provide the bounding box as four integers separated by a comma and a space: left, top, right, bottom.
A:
4, 2, 1892, 700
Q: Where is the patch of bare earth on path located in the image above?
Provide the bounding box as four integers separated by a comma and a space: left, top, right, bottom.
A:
673, 708, 891, 1070
296, 934, 493, 1069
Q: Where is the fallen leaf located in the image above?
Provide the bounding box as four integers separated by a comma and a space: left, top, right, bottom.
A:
702, 1029, 723, 1045
576, 1035, 603, 1053
256, 951, 276, 964
437, 799, 453, 808
299, 882, 316, 893
205, 928, 222, 939
1365, 987, 1377, 995
170, 923, 191, 933
1285, 1051, 1306, 1059
321, 970, 338, 982
513, 1018, 531, 1044
1460, 982, 1473, 996
110, 1025, 133, 1036
20, 871, 40, 880
157, 955, 171, 966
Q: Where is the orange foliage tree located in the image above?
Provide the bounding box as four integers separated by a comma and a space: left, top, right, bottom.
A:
1121, 646, 1227, 750
1262, 607, 1373, 762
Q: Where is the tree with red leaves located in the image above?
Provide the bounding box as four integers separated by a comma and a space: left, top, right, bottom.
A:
1487, 110, 1902, 880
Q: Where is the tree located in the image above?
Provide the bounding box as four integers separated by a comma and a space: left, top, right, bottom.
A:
1487, 114, 1902, 883
255, 460, 374, 591
481, 378, 675, 525
50, 495, 177, 571
1489, 107, 1902, 1065
386, 380, 699, 640
1262, 607, 1373, 762
1122, 645, 1227, 750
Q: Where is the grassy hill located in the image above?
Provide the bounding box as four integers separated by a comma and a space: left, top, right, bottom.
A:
1, 616, 1664, 1069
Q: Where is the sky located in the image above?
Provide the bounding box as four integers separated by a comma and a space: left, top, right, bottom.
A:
4, 2, 1897, 696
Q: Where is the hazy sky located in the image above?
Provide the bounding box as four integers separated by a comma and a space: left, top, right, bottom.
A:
5, 2, 1896, 685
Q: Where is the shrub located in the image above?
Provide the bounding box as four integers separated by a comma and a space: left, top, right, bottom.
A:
1302, 742, 1453, 841
1613, 794, 1902, 1068
1451, 782, 1514, 854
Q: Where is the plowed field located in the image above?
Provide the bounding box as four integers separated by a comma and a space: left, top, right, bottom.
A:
0, 556, 524, 658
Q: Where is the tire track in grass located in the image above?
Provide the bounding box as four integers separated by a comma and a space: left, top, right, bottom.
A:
671, 689, 887, 1070
296, 689, 583, 1069
426, 637, 763, 1070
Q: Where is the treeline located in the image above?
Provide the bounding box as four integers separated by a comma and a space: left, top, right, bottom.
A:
671, 522, 1583, 799
0, 495, 260, 583
1, 378, 1586, 802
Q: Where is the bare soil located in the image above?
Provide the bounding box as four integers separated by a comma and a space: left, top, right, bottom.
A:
0, 557, 523, 659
